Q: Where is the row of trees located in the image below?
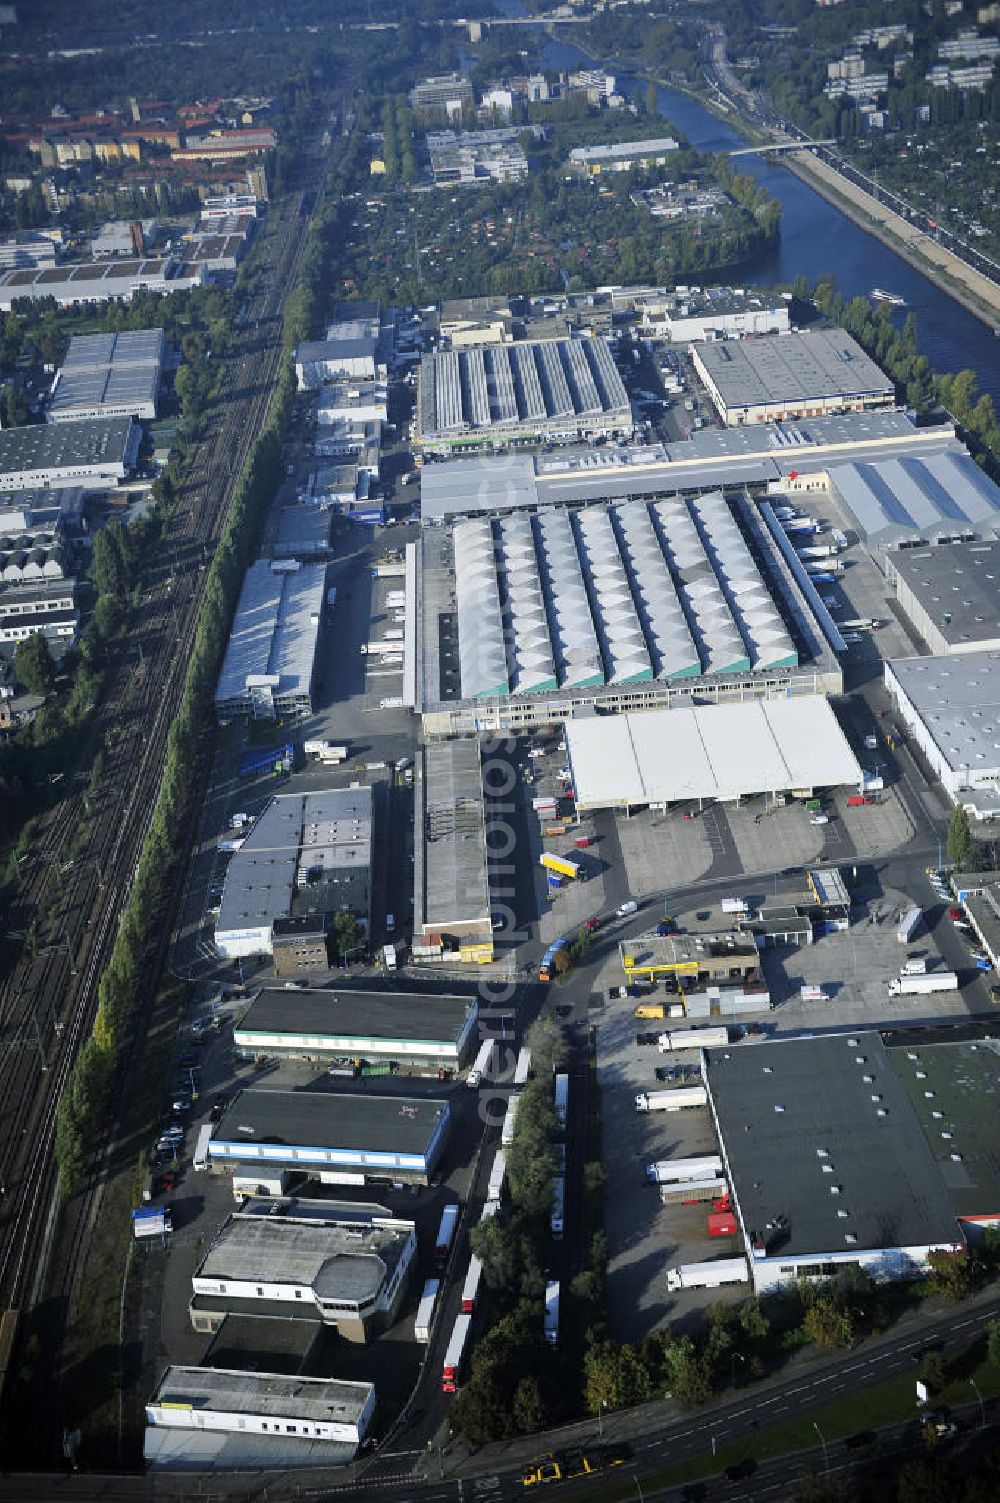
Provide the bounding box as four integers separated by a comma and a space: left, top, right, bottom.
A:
811, 279, 1000, 475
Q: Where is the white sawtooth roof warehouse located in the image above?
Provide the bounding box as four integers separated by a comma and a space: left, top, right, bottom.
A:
564, 699, 862, 810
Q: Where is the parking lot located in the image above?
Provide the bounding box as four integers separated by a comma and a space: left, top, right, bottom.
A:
595, 999, 748, 1342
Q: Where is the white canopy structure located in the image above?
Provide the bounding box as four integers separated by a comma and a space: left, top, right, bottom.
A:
564, 699, 862, 811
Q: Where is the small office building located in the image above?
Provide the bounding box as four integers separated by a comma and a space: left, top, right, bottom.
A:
233, 987, 479, 1073
208, 1088, 451, 1185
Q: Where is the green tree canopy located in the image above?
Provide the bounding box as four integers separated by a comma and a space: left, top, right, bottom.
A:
14, 632, 56, 696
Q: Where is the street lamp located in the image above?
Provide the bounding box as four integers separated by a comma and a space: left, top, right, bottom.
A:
970, 1377, 986, 1429
598, 1399, 607, 1440
813, 1420, 829, 1477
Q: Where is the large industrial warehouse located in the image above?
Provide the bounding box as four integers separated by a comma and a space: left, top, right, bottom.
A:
885, 540, 1000, 655
827, 451, 1000, 550
47, 328, 164, 423
214, 788, 372, 960
884, 652, 1000, 819
413, 740, 493, 960
208, 1088, 451, 1185
416, 335, 633, 453
563, 698, 862, 811
418, 410, 954, 524
0, 417, 140, 490
417, 491, 843, 735
692, 330, 895, 427
233, 986, 479, 1072
214, 559, 327, 722
704, 1030, 1000, 1295
0, 256, 203, 310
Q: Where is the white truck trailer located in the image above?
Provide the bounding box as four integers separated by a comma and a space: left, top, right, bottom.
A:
467, 1037, 495, 1088
550, 1174, 565, 1239
553, 1072, 569, 1131
659, 1177, 727, 1205
441, 1312, 472, 1393
666, 1256, 749, 1292
645, 1156, 723, 1185
544, 1280, 560, 1347
635, 1086, 708, 1112
501, 1095, 520, 1147
487, 1148, 507, 1205
887, 971, 959, 996
657, 1027, 729, 1053
897, 906, 923, 944
414, 1278, 439, 1343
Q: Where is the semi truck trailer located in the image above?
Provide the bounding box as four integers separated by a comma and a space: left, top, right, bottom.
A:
544, 1279, 560, 1347
897, 906, 922, 944
645, 1156, 723, 1184
434, 1204, 459, 1269
414, 1279, 439, 1342
441, 1313, 472, 1393
635, 1086, 708, 1112
665, 1257, 749, 1292
887, 971, 959, 996
658, 1177, 727, 1205
657, 1027, 729, 1053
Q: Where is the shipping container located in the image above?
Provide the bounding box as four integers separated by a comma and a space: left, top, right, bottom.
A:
238, 742, 294, 779
501, 1096, 520, 1147
708, 1211, 738, 1237
645, 1156, 723, 1185
897, 906, 922, 944
414, 1278, 439, 1343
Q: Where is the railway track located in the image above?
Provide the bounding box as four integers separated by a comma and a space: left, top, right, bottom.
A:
0, 144, 329, 1360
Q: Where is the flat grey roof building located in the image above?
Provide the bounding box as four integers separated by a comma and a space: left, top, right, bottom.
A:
234, 986, 478, 1064
0, 256, 203, 310
210, 1088, 451, 1181
418, 412, 956, 523
0, 416, 140, 489
417, 336, 632, 454
214, 560, 327, 721
413, 740, 492, 955
884, 652, 1000, 818
829, 451, 1000, 549
569, 136, 680, 167
692, 330, 895, 425
215, 787, 372, 961
145, 1365, 374, 1465
195, 1214, 413, 1311
706, 1033, 961, 1291
885, 540, 1000, 653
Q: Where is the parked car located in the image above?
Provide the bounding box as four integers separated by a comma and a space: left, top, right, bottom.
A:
810, 814, 830, 826
159, 1124, 184, 1143
948, 907, 964, 921
171, 1097, 192, 1114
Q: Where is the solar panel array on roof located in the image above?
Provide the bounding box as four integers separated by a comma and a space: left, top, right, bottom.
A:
419, 336, 630, 440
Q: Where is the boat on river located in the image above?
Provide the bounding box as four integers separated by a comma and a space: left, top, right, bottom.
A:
870, 287, 906, 306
